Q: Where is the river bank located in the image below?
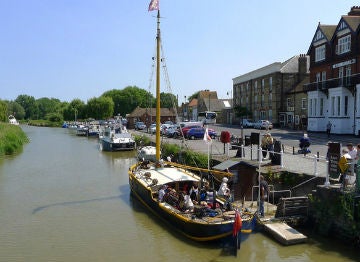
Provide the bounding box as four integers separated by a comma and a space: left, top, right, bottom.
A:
0, 123, 29, 156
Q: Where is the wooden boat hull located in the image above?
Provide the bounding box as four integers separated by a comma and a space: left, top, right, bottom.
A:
128, 164, 255, 241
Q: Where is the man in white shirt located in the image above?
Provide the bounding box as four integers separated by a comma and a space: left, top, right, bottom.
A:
347, 143, 357, 159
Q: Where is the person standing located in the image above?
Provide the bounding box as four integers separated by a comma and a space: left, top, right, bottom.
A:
258, 175, 269, 217
326, 121, 332, 139
261, 133, 274, 160
356, 144, 360, 193
338, 149, 351, 191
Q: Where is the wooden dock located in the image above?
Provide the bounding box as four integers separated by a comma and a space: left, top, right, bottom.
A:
263, 222, 307, 245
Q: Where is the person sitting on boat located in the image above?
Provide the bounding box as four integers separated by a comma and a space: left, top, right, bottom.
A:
189, 183, 199, 203
183, 194, 194, 212
158, 185, 166, 202
217, 177, 230, 198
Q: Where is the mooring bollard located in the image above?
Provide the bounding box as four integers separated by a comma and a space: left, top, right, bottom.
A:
314, 155, 318, 176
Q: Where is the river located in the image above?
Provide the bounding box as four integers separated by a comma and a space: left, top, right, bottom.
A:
0, 125, 358, 262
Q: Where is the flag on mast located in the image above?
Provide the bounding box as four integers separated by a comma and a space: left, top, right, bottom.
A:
203, 127, 212, 144
148, 0, 159, 11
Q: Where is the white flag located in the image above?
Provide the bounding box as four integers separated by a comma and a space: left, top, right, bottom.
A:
203, 128, 212, 144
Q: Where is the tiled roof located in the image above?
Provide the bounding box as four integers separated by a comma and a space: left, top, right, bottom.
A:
188, 98, 198, 107
342, 15, 360, 32
319, 24, 336, 40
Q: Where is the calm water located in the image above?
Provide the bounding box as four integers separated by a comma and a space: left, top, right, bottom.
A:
0, 125, 358, 262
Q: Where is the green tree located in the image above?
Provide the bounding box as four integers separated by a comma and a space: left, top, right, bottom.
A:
234, 105, 252, 127
6, 101, 25, 120
160, 92, 178, 108
63, 99, 86, 121
15, 94, 39, 120
37, 97, 61, 119
0, 100, 7, 122
86, 96, 114, 120
188, 91, 200, 102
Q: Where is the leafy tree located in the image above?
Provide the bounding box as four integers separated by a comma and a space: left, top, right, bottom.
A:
46, 112, 63, 122
86, 96, 114, 120
188, 91, 200, 102
6, 101, 25, 120
63, 99, 86, 121
160, 92, 178, 108
234, 105, 252, 127
15, 94, 39, 120
37, 97, 61, 119
0, 100, 7, 122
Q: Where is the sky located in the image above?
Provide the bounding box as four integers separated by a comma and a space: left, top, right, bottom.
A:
0, 1, 357, 104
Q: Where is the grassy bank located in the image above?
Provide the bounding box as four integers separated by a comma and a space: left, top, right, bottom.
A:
0, 123, 29, 156
27, 120, 62, 127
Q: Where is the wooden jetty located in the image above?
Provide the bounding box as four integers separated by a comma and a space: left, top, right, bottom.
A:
263, 222, 307, 245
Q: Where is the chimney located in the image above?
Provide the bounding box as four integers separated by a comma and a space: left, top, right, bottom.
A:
298, 54, 308, 75
348, 6, 360, 16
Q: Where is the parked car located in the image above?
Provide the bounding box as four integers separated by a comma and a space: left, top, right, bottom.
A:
241, 119, 254, 128
135, 121, 146, 130
186, 127, 217, 140
181, 124, 202, 137
148, 123, 156, 134
254, 120, 273, 130
165, 125, 180, 138
160, 124, 172, 135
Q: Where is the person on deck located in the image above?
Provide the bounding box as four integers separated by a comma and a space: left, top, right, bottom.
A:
299, 133, 311, 156
217, 177, 230, 198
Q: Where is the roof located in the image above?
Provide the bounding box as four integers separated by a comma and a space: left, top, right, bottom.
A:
198, 90, 218, 99
342, 15, 360, 32
203, 98, 226, 112
188, 98, 198, 107
128, 107, 176, 117
212, 160, 240, 171
319, 24, 337, 40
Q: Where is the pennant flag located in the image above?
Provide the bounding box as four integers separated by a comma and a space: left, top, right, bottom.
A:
232, 210, 242, 237
203, 128, 212, 144
148, 0, 159, 11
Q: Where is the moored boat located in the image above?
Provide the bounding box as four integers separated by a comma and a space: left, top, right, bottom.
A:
8, 115, 19, 125
128, 1, 256, 244
100, 125, 136, 151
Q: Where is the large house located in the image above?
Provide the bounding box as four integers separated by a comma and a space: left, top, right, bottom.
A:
305, 6, 360, 135
232, 55, 309, 127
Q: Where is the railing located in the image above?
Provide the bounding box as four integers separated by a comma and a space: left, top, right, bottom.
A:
303, 73, 360, 92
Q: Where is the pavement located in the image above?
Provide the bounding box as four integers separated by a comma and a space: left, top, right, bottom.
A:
131, 127, 330, 178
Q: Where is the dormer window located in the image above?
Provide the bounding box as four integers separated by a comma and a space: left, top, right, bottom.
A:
315, 45, 325, 62
337, 35, 351, 54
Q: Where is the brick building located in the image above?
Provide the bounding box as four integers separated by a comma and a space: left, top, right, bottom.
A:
232, 55, 309, 127
305, 6, 360, 134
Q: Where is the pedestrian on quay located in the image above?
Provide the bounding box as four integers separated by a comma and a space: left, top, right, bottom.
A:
258, 175, 269, 217
326, 121, 332, 139
261, 133, 274, 160
338, 149, 351, 191
356, 144, 360, 193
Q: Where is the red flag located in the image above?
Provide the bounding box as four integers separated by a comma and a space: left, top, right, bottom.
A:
148, 0, 159, 11
232, 210, 242, 237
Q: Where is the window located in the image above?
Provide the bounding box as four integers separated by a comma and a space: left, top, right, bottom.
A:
339, 67, 344, 85
316, 73, 321, 83
315, 45, 326, 62
287, 114, 293, 124
260, 111, 266, 119
320, 98, 324, 116
254, 81, 258, 93
344, 96, 348, 116
337, 96, 340, 116
314, 98, 317, 116
331, 97, 335, 116
261, 79, 265, 92
301, 98, 307, 109
337, 35, 351, 54
346, 66, 351, 85
269, 77, 272, 92
269, 93, 272, 104
261, 94, 264, 107
309, 99, 313, 116
322, 71, 326, 88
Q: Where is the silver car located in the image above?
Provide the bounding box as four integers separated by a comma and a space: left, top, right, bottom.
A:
254, 120, 273, 130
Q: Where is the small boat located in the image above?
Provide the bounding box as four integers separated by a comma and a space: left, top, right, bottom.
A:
8, 115, 19, 125
129, 2, 255, 244
137, 145, 157, 162
76, 125, 88, 136
100, 125, 136, 151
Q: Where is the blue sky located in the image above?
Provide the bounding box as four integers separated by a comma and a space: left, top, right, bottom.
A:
0, 1, 356, 103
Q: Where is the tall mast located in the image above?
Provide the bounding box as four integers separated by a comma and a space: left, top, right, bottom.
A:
155, 10, 161, 161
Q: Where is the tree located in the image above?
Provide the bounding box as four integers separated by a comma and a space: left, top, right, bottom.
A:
86, 96, 114, 120
63, 99, 86, 121
160, 92, 178, 108
0, 100, 7, 122
37, 97, 62, 119
188, 91, 200, 102
6, 101, 25, 120
15, 94, 39, 120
